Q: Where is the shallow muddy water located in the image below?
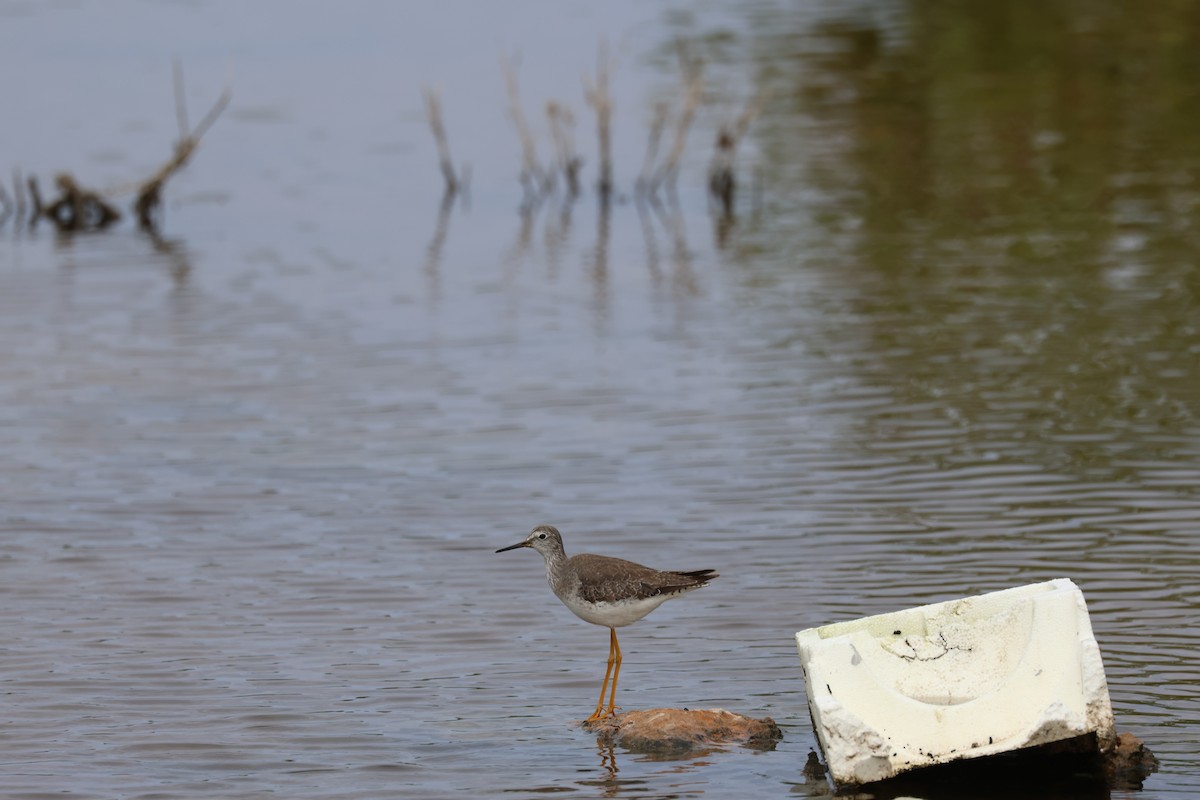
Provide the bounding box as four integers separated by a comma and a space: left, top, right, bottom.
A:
0, 1, 1197, 798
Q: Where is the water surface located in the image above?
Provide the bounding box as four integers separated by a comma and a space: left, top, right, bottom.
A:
0, 1, 1196, 798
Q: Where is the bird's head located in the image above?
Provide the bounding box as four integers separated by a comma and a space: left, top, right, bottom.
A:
495, 524, 564, 558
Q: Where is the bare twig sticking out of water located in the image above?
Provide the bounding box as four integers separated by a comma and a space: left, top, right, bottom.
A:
582, 40, 614, 201
25, 173, 40, 220
174, 60, 190, 140
423, 86, 464, 200
546, 101, 582, 198
501, 53, 548, 209
708, 89, 770, 220
642, 43, 703, 199
13, 168, 28, 223
133, 63, 232, 230
0, 175, 11, 228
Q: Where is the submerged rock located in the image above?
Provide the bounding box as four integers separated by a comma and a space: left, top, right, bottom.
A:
1103, 731, 1160, 790
583, 708, 782, 755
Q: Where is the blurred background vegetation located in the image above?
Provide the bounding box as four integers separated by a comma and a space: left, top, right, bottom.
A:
714, 0, 1200, 481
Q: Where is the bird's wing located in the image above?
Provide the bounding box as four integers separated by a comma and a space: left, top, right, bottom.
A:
572, 554, 714, 603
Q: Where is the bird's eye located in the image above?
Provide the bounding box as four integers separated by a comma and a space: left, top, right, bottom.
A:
538, 533, 547, 540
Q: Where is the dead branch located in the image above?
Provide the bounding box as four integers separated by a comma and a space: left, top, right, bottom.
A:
651, 44, 703, 191
731, 88, 769, 142
0, 175, 11, 227
708, 88, 771, 219
423, 86, 460, 197
546, 100, 581, 197
709, 127, 736, 219
501, 53, 546, 206
13, 168, 27, 222
134, 66, 231, 230
174, 60, 190, 139
25, 174, 41, 220
582, 40, 614, 199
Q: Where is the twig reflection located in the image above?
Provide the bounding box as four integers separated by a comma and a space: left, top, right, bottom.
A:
543, 195, 575, 283
502, 202, 539, 291
588, 193, 611, 328
141, 226, 194, 290
422, 190, 457, 304
645, 190, 697, 298
635, 193, 663, 287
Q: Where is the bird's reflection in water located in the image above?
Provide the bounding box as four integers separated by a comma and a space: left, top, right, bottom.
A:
581, 738, 728, 798
592, 742, 622, 797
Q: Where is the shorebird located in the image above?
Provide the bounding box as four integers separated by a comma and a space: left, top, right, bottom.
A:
495, 524, 718, 723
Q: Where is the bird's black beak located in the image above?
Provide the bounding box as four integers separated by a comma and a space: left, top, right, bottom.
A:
495, 540, 529, 554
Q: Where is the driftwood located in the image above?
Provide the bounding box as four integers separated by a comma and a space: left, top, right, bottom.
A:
1, 64, 228, 234
134, 62, 231, 230
33, 173, 122, 231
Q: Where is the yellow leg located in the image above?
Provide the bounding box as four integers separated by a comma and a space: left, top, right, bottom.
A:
585, 628, 617, 723
605, 628, 622, 717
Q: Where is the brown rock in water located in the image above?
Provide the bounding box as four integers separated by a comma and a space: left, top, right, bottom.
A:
583, 708, 782, 755
1103, 731, 1160, 790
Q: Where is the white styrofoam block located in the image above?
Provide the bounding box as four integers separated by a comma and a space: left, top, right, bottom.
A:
795, 578, 1116, 786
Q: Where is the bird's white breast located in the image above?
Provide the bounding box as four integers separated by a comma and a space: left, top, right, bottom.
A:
559, 590, 671, 628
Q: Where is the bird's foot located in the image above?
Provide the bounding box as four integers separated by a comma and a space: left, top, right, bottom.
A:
583, 706, 621, 726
